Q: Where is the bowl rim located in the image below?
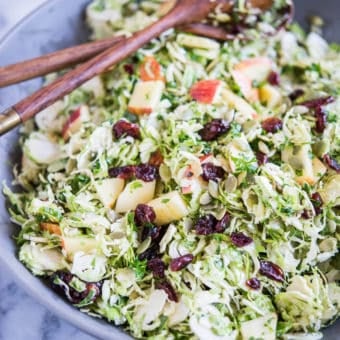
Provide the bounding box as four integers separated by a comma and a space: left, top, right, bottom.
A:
0, 1, 130, 338
0, 1, 339, 339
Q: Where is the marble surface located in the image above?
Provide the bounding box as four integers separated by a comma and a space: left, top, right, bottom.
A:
0, 1, 96, 339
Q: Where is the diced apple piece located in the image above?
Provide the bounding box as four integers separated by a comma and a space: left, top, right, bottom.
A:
177, 33, 220, 50
199, 154, 214, 163
232, 70, 259, 102
62, 105, 90, 140
259, 84, 282, 108
96, 178, 125, 208
115, 180, 156, 213
35, 100, 65, 132
222, 89, 258, 124
128, 81, 164, 115
62, 236, 99, 260
139, 56, 164, 82
240, 313, 277, 340
181, 186, 192, 194
81, 76, 105, 98
234, 57, 273, 83
190, 80, 222, 104
180, 163, 206, 194
148, 191, 189, 225
24, 132, 61, 164
181, 178, 206, 195
41, 222, 62, 236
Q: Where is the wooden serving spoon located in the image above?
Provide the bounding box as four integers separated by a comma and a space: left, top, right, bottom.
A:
0, 0, 273, 135
0, 27, 241, 88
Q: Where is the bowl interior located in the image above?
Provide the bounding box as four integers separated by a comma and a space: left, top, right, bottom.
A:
0, 1, 338, 339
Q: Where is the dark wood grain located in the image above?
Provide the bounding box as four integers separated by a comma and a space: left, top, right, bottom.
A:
13, 0, 232, 122
181, 23, 237, 41
0, 36, 124, 88
0, 23, 236, 88
0, 0, 273, 89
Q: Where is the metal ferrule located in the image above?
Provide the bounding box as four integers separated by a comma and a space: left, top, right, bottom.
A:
0, 107, 21, 136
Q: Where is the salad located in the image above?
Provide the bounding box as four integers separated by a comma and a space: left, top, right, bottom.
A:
4, 0, 339, 339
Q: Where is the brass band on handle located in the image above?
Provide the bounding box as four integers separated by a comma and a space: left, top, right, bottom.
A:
0, 108, 21, 136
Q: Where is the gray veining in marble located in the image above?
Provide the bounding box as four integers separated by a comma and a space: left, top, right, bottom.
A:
0, 1, 96, 339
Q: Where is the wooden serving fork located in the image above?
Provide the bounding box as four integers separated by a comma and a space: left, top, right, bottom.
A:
0, 0, 282, 135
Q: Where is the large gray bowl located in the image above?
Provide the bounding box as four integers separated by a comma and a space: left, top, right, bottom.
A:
0, 1, 338, 339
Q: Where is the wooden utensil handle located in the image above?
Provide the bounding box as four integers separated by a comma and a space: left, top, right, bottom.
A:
12, 3, 192, 123
0, 0, 235, 90
0, 36, 124, 88
1, 0, 230, 130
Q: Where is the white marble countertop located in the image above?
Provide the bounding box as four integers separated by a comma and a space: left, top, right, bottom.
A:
0, 1, 96, 339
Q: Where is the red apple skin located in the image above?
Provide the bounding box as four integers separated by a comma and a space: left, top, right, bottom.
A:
199, 154, 213, 164
232, 57, 273, 102
62, 106, 88, 140
190, 80, 221, 104
181, 185, 192, 194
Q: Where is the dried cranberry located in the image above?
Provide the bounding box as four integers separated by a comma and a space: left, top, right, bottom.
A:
256, 151, 268, 166
138, 243, 159, 261
147, 258, 166, 278
51, 271, 101, 305
301, 209, 313, 219
141, 225, 161, 242
135, 204, 156, 227
124, 64, 134, 75
52, 271, 73, 284
311, 192, 323, 215
201, 163, 225, 182
289, 89, 304, 102
199, 119, 230, 141
109, 165, 135, 180
148, 150, 164, 167
323, 154, 340, 173
215, 212, 231, 233
231, 232, 253, 247
300, 96, 335, 109
170, 254, 194, 271
135, 164, 159, 182
156, 280, 178, 302
259, 260, 284, 282
267, 71, 280, 86
262, 117, 283, 133
246, 277, 261, 290
315, 107, 327, 133
153, 225, 168, 243
195, 214, 217, 235
113, 120, 141, 139
229, 23, 244, 35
